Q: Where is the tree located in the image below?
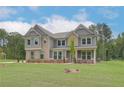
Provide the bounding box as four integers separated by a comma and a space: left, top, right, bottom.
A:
0, 29, 8, 47
114, 32, 124, 59
69, 38, 76, 63
6, 33, 25, 61
89, 23, 112, 61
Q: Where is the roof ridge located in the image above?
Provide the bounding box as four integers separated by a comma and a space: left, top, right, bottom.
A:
75, 24, 94, 34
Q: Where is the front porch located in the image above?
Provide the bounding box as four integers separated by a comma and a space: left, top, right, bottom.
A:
51, 49, 96, 64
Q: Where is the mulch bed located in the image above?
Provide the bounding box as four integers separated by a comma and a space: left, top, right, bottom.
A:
64, 68, 80, 74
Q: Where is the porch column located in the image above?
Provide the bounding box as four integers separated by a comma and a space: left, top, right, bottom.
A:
75, 50, 77, 60
93, 49, 96, 64
64, 50, 66, 59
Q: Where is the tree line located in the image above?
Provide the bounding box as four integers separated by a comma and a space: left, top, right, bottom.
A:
0, 29, 25, 61
0, 23, 124, 61
89, 23, 124, 61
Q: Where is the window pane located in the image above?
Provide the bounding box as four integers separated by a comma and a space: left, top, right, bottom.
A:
58, 51, 62, 59
58, 40, 61, 46
34, 38, 38, 45
82, 51, 86, 59
35, 40, 38, 45
82, 38, 86, 44
40, 51, 44, 59
54, 51, 57, 59
31, 51, 34, 59
62, 40, 65, 46
27, 40, 30, 45
87, 38, 91, 44
87, 51, 91, 59
40, 54, 44, 59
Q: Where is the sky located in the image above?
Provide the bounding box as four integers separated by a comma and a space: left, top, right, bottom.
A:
0, 6, 123, 38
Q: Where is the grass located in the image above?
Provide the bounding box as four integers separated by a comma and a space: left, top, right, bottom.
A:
0, 59, 17, 63
0, 60, 124, 87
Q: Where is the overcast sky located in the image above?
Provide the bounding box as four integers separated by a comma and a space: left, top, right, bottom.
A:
0, 6, 123, 38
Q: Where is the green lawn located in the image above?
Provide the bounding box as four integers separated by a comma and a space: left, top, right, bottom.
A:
0, 60, 124, 87
0, 59, 17, 63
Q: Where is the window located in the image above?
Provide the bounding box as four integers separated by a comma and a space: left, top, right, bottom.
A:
58, 40, 61, 46
34, 38, 38, 45
82, 51, 86, 59
54, 51, 57, 59
40, 51, 44, 59
53, 51, 63, 60
31, 51, 34, 59
58, 51, 62, 59
57, 40, 66, 46
82, 38, 86, 45
44, 40, 46, 44
62, 40, 65, 46
35, 40, 38, 45
27, 39, 30, 45
87, 51, 91, 59
87, 38, 91, 44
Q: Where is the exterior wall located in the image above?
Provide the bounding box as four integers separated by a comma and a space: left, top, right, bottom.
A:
26, 50, 31, 60
26, 50, 40, 60
49, 37, 54, 48
35, 50, 40, 59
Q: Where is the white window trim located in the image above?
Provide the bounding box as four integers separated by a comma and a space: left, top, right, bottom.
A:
80, 51, 93, 60
87, 37, 92, 45
27, 38, 31, 47
81, 37, 92, 46
81, 38, 86, 45
81, 51, 87, 60
34, 38, 39, 46
57, 39, 66, 47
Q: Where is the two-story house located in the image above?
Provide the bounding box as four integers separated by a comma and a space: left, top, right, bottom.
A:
25, 24, 97, 64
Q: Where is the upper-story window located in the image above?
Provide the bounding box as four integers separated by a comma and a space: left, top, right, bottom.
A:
81, 37, 92, 45
27, 39, 30, 45
34, 38, 39, 45
87, 38, 91, 44
82, 38, 86, 45
62, 40, 65, 46
57, 40, 66, 46
44, 40, 47, 44
58, 40, 61, 46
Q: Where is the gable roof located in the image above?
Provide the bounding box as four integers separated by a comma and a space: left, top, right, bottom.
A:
53, 32, 69, 38
74, 24, 96, 36
25, 24, 97, 38
33, 24, 54, 37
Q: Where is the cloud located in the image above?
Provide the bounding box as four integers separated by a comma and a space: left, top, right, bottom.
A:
40, 10, 94, 33
0, 9, 94, 35
99, 7, 119, 19
29, 6, 40, 11
0, 21, 32, 35
0, 7, 17, 19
